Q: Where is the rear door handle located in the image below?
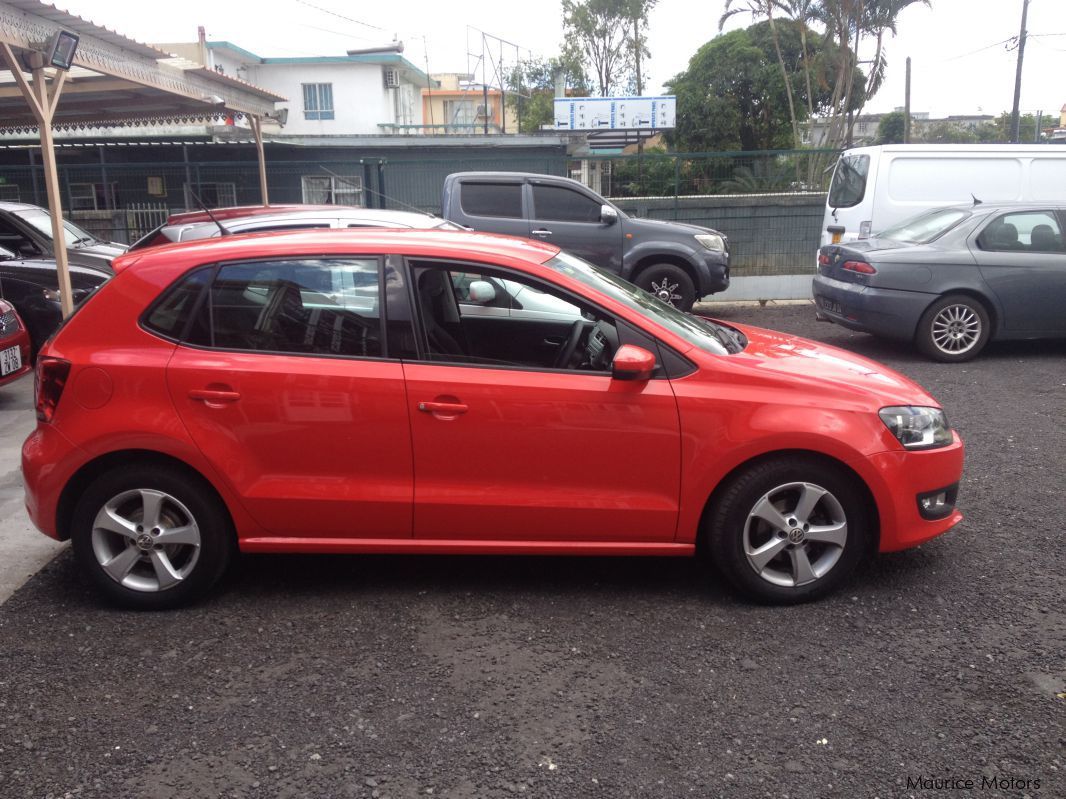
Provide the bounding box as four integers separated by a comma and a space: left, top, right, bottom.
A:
418, 401, 468, 416
531, 228, 552, 238
189, 389, 241, 404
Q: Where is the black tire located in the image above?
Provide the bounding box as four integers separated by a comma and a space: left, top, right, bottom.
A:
635, 263, 697, 311
71, 463, 234, 610
706, 456, 872, 604
915, 294, 991, 362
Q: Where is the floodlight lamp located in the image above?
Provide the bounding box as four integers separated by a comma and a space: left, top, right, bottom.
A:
44, 30, 79, 71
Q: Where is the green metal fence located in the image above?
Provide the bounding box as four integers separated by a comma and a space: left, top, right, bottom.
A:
0, 148, 838, 275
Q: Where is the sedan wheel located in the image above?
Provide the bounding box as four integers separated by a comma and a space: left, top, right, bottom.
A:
707, 456, 870, 603
72, 465, 233, 609
917, 295, 991, 362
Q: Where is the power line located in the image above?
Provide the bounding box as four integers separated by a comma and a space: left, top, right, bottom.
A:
295, 0, 391, 35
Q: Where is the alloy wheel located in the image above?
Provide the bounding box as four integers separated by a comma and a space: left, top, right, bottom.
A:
742, 481, 847, 588
650, 277, 682, 306
89, 488, 202, 592
930, 303, 982, 356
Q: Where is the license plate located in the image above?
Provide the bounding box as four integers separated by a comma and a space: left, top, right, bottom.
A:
0, 345, 21, 376
819, 297, 842, 314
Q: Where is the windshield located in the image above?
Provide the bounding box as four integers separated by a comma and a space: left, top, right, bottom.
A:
878, 208, 970, 244
827, 154, 870, 209
545, 252, 737, 355
14, 209, 95, 247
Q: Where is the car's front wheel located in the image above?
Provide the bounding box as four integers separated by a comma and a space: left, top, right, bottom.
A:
706, 456, 872, 604
916, 294, 991, 362
635, 264, 696, 312
71, 464, 234, 609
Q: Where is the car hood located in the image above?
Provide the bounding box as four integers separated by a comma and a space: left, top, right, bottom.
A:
624, 215, 725, 238
74, 240, 127, 258
722, 321, 938, 407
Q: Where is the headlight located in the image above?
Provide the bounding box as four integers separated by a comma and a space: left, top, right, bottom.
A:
879, 406, 953, 449
695, 233, 725, 253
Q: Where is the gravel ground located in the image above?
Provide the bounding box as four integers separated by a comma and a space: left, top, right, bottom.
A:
1, 302, 1063, 799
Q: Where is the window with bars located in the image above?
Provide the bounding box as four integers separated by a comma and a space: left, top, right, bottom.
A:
302, 83, 335, 121
301, 175, 362, 206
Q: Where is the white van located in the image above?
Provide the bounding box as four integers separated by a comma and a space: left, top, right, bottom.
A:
821, 144, 1066, 247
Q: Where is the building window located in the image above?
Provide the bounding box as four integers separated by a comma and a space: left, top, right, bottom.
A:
302, 83, 335, 121
69, 182, 117, 210
183, 182, 237, 209
0, 184, 20, 202
301, 175, 362, 206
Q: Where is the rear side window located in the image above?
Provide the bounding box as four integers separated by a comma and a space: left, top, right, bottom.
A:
460, 183, 523, 219
186, 258, 384, 358
143, 269, 211, 339
532, 185, 602, 223
828, 154, 870, 209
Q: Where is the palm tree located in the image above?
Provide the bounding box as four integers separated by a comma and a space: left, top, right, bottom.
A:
720, 0, 802, 150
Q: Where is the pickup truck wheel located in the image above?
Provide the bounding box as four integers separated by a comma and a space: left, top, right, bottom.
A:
636, 264, 696, 312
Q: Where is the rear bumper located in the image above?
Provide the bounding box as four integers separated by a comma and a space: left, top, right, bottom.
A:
813, 274, 933, 342
22, 422, 83, 540
864, 434, 966, 553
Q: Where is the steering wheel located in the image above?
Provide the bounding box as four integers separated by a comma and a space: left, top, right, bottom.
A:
553, 319, 587, 369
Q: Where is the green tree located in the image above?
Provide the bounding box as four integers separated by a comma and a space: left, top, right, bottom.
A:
562, 0, 657, 96
505, 55, 590, 134
876, 111, 907, 143
667, 20, 857, 152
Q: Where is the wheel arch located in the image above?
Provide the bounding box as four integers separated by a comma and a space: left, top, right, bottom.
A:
696, 448, 881, 555
631, 254, 699, 292
55, 449, 235, 543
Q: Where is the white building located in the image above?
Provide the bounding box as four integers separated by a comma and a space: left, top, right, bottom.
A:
156, 35, 434, 137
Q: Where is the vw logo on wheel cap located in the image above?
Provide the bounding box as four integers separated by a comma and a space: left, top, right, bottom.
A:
788, 528, 806, 544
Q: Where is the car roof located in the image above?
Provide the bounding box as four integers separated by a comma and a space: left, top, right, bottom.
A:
164, 204, 342, 224
0, 201, 45, 212
922, 201, 1066, 214
113, 229, 560, 275
174, 208, 448, 233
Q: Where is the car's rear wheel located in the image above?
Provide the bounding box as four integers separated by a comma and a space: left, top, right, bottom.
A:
71, 464, 233, 609
706, 456, 871, 604
635, 264, 696, 312
916, 294, 990, 362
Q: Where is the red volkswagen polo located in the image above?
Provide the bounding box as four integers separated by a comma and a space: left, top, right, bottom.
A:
22, 230, 964, 609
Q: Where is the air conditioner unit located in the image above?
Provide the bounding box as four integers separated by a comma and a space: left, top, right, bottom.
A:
383, 68, 400, 89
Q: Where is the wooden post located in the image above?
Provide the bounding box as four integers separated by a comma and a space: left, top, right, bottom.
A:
2, 44, 74, 317
249, 115, 269, 206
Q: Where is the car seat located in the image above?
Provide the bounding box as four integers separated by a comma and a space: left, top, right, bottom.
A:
417, 270, 466, 357
1029, 224, 1060, 252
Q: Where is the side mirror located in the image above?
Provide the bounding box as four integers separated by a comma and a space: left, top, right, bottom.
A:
611, 344, 656, 381
467, 280, 497, 304
0, 244, 15, 261
600, 204, 619, 225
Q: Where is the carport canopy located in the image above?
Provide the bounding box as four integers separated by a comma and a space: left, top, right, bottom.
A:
0, 0, 285, 315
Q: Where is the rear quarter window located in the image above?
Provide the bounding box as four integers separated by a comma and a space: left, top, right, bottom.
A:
828, 154, 870, 209
142, 269, 211, 340
460, 183, 523, 219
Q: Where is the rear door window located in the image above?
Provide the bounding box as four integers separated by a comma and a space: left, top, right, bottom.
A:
186, 258, 384, 357
531, 185, 602, 223
978, 211, 1063, 253
459, 183, 523, 219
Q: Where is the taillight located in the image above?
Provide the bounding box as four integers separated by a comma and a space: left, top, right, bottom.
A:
842, 260, 876, 275
818, 252, 831, 266
35, 357, 71, 423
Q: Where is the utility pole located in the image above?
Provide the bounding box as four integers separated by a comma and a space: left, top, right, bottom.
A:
904, 57, 912, 143
1010, 0, 1029, 143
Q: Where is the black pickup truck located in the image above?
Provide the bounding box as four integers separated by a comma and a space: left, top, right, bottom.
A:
441, 172, 729, 311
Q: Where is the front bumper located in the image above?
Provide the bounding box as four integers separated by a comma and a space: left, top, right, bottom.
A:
813, 274, 934, 342
863, 433, 965, 552
697, 250, 730, 296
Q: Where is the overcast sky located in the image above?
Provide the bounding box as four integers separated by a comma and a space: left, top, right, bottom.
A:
58, 0, 1065, 121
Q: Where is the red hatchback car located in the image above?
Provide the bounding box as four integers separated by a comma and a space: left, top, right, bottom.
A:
0, 298, 31, 387
22, 230, 964, 609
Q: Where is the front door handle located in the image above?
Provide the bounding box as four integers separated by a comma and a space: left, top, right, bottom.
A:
531, 228, 553, 238
189, 388, 241, 405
